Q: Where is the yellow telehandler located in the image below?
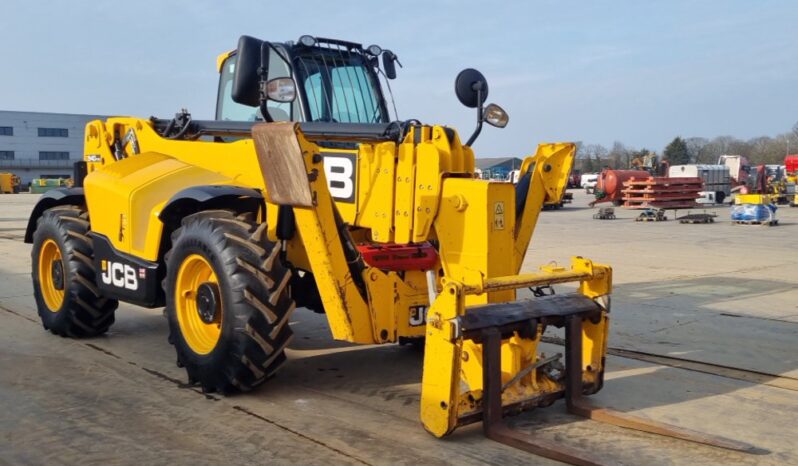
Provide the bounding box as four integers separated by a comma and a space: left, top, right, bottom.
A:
0, 172, 21, 194
25, 35, 758, 464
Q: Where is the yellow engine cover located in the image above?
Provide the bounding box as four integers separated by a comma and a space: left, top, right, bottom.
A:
84, 152, 234, 261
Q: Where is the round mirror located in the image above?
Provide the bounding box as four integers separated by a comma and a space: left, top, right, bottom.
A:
454, 68, 489, 108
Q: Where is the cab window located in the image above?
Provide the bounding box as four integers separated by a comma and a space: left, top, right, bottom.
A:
297, 54, 385, 123
216, 52, 301, 122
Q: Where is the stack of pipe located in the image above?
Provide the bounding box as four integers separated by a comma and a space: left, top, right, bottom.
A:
622, 176, 703, 209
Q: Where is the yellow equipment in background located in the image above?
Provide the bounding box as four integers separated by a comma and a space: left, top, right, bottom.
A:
735, 193, 776, 205
24, 35, 759, 464
788, 178, 798, 207
0, 173, 21, 194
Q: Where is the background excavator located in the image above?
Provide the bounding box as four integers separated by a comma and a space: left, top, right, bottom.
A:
25, 35, 760, 465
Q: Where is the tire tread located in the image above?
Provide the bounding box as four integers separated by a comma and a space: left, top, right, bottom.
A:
164, 210, 295, 393
31, 205, 118, 338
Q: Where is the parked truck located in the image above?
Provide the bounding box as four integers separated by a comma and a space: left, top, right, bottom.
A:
581, 173, 598, 193
718, 155, 750, 185
669, 164, 730, 204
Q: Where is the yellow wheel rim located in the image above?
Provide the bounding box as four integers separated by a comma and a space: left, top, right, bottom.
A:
175, 254, 222, 355
38, 239, 65, 312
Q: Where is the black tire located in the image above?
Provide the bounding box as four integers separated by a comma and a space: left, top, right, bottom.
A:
164, 210, 295, 393
31, 206, 118, 337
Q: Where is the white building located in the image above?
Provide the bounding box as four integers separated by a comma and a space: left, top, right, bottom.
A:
0, 110, 107, 184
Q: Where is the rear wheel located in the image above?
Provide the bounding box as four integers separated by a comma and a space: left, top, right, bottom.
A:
31, 206, 118, 337
164, 210, 295, 393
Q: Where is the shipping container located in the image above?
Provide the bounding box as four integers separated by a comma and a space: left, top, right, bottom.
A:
669, 164, 731, 202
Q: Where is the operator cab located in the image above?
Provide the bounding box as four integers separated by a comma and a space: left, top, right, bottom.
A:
215, 34, 508, 148
216, 35, 393, 124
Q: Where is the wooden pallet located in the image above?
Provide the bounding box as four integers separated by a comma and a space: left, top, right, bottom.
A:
678, 213, 717, 224
731, 219, 779, 226
593, 207, 615, 220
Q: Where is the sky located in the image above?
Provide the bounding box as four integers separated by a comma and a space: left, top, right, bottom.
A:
1, 0, 796, 156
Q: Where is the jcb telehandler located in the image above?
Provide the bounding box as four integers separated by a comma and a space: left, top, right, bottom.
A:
26, 35, 758, 464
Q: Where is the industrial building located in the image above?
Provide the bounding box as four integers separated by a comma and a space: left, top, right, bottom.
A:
474, 156, 523, 180
0, 110, 106, 184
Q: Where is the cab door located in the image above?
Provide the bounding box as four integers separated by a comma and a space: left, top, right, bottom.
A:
215, 52, 301, 123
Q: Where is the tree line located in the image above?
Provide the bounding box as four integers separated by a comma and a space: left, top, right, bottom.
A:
575, 121, 798, 172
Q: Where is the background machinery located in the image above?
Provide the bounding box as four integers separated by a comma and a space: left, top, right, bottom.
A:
589, 169, 649, 206
719, 154, 750, 185
0, 172, 21, 194
567, 168, 582, 188
786, 154, 798, 206
506, 165, 573, 210
25, 35, 759, 464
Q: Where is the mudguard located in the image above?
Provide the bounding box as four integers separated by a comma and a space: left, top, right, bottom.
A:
24, 188, 86, 243
158, 185, 264, 226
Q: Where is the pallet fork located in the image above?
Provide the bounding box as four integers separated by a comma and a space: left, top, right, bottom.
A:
490, 314, 763, 464
251, 123, 763, 466
419, 261, 763, 465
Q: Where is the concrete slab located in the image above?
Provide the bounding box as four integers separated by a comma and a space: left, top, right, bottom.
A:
1, 191, 796, 465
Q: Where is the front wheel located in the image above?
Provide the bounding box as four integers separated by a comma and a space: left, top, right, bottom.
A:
31, 206, 118, 337
164, 210, 296, 393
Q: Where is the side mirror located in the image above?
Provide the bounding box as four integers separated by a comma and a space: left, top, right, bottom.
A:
483, 103, 509, 128
456, 68, 508, 146
232, 35, 265, 106
382, 51, 398, 80
454, 68, 488, 108
266, 78, 296, 103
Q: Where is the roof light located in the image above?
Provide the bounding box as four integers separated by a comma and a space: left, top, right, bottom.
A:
298, 35, 317, 47
366, 44, 382, 56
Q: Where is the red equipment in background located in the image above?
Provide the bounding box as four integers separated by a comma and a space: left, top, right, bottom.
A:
622, 177, 703, 209
568, 169, 582, 188
785, 155, 798, 175
590, 169, 649, 206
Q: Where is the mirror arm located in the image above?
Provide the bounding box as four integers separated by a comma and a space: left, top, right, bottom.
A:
257, 42, 274, 123
258, 42, 296, 123
465, 86, 485, 147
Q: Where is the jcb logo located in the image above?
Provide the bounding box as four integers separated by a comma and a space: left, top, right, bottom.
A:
409, 305, 427, 327
323, 153, 356, 203
101, 260, 139, 290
